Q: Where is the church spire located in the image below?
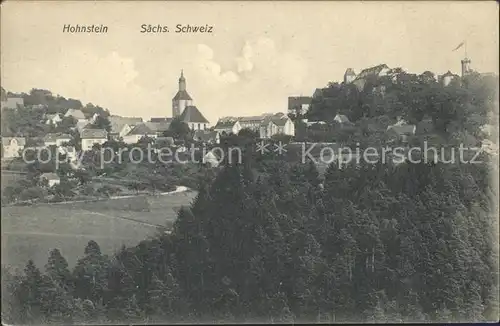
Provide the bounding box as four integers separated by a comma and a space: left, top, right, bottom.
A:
179, 69, 186, 91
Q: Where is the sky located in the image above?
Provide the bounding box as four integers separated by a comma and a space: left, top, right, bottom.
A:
1, 1, 498, 124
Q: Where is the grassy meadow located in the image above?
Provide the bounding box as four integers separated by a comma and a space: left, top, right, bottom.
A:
1, 191, 197, 269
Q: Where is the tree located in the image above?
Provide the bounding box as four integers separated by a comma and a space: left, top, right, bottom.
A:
45, 249, 73, 291
89, 115, 112, 132
73, 241, 110, 303
164, 117, 191, 141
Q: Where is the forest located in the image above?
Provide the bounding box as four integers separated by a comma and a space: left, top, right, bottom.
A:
2, 151, 498, 323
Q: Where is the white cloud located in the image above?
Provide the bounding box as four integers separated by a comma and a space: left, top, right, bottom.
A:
196, 44, 239, 84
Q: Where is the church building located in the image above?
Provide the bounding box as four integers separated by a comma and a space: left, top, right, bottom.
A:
171, 70, 209, 130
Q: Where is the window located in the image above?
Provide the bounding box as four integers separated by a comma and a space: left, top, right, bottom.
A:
198, 123, 201, 130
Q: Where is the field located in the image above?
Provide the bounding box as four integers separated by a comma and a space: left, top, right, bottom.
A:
1, 190, 197, 269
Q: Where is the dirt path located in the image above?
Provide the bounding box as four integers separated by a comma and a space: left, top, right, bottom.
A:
85, 211, 164, 228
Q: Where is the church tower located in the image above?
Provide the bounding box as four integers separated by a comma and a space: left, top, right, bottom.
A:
461, 57, 471, 77
172, 70, 193, 117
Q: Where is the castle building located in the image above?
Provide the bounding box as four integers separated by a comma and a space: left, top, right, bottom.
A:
440, 71, 459, 86
172, 70, 193, 117
344, 68, 356, 84
461, 57, 472, 77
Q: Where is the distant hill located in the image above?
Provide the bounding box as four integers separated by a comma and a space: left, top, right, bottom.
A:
1, 88, 111, 137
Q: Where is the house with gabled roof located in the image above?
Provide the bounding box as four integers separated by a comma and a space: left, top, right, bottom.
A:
80, 129, 108, 151
440, 71, 459, 87
75, 120, 91, 134
145, 121, 171, 136
1, 137, 26, 158
179, 105, 209, 131
108, 115, 143, 138
214, 120, 242, 135
122, 123, 158, 144
203, 149, 222, 168
45, 113, 63, 126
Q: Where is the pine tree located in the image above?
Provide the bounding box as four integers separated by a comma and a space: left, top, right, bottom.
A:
73, 240, 110, 303
45, 248, 73, 292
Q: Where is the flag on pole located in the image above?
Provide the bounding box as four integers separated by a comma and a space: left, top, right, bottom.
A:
452, 42, 465, 51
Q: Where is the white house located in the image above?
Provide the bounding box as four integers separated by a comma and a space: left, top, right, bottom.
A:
122, 123, 158, 144
221, 113, 295, 139
261, 114, 295, 138
213, 120, 242, 135
1, 137, 26, 158
203, 150, 222, 168
40, 173, 61, 187
45, 113, 63, 126
43, 133, 73, 147
1, 97, 24, 110
80, 129, 108, 151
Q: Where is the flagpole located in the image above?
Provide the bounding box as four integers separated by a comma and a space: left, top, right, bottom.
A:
464, 40, 467, 58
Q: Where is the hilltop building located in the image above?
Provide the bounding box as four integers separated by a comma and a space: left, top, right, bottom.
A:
344, 68, 356, 84
461, 57, 472, 77
352, 64, 390, 91
440, 71, 460, 86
